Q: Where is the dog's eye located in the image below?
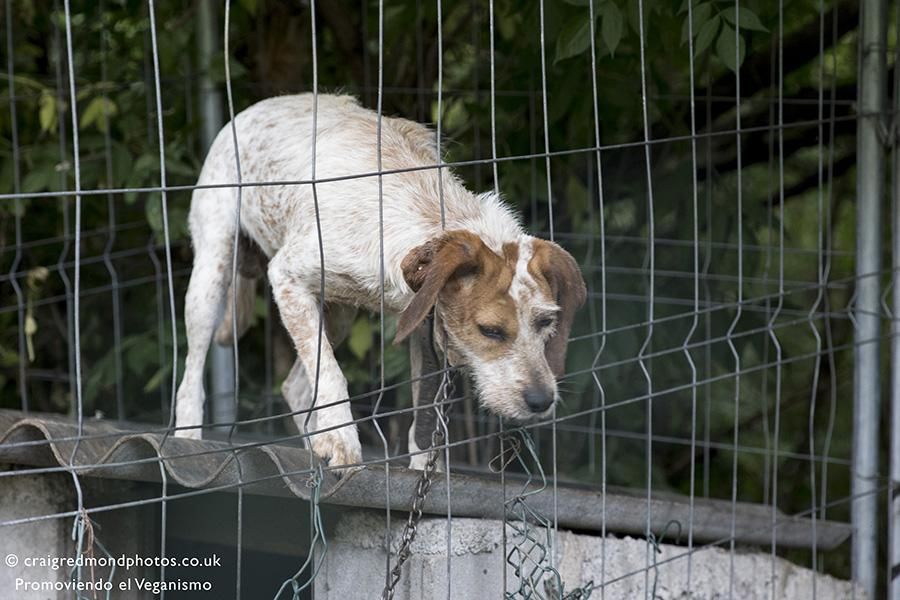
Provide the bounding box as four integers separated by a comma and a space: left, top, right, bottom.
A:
534, 316, 555, 330
478, 324, 507, 341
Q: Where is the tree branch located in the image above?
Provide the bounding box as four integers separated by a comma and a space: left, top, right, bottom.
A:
775, 153, 855, 205
697, 0, 859, 127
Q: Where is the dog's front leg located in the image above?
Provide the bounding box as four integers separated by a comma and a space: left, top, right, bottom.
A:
279, 304, 357, 438
268, 249, 362, 470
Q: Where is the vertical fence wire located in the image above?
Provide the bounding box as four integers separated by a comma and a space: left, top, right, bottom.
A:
806, 0, 829, 590
726, 3, 745, 598
770, 0, 787, 593
586, 0, 609, 595
818, 0, 841, 557
535, 0, 560, 571
4, 0, 28, 413
891, 0, 900, 588
60, 0, 89, 590
145, 1, 182, 595
220, 1, 246, 596
702, 67, 714, 503
634, 0, 657, 595
98, 4, 125, 422
53, 0, 77, 428
486, 6, 510, 596
373, 0, 395, 589
760, 37, 776, 515
684, 0, 701, 593
432, 2, 456, 595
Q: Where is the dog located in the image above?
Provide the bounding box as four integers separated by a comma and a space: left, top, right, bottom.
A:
174, 94, 586, 470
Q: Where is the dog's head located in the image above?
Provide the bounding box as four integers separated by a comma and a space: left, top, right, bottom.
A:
395, 230, 586, 420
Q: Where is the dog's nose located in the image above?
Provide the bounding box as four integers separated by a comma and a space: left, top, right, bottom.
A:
523, 386, 554, 413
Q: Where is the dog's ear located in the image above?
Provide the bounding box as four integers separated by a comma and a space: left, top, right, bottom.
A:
395, 231, 483, 344
530, 239, 587, 377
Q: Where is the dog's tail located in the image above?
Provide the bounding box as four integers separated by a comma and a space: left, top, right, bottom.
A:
214, 233, 267, 347
214, 275, 257, 346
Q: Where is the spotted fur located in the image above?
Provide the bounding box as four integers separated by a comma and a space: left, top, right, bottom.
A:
174, 94, 586, 470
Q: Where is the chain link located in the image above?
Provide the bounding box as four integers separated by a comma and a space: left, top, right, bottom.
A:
381, 372, 454, 600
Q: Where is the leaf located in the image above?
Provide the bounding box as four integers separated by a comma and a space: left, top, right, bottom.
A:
680, 2, 711, 43
382, 344, 409, 381
109, 144, 133, 188
716, 24, 746, 72
165, 156, 195, 177
721, 7, 767, 32
625, 1, 641, 34
601, 3, 624, 56
143, 364, 170, 393
694, 15, 720, 57
24, 315, 37, 362
39, 91, 56, 133
348, 318, 373, 360
80, 97, 118, 132
555, 17, 593, 63
239, 0, 257, 15
134, 153, 158, 174
208, 54, 248, 83
23, 168, 52, 194
145, 194, 163, 234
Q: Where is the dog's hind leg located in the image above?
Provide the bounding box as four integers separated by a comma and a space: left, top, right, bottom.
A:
215, 233, 267, 346
175, 193, 236, 439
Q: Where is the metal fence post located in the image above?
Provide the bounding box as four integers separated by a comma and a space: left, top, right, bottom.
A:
855, 0, 886, 597
197, 0, 235, 432
890, 2, 900, 594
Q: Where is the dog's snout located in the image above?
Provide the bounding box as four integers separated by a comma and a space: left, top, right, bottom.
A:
522, 386, 554, 413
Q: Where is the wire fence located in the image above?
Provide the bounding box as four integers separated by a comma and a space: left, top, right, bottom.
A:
0, 0, 895, 599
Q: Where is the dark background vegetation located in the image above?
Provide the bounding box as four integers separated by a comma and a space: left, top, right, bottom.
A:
0, 0, 890, 583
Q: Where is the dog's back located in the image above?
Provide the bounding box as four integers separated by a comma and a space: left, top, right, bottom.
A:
190, 94, 521, 312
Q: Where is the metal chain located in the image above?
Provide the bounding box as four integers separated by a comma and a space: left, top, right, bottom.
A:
381, 373, 454, 600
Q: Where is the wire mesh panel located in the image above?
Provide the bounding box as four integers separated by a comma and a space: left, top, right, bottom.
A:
0, 0, 894, 599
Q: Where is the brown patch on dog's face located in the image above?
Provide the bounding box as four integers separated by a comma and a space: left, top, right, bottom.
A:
396, 232, 586, 421
438, 246, 518, 362
527, 238, 588, 377
397, 231, 516, 354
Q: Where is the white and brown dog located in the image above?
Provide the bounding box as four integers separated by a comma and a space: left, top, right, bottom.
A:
174, 94, 586, 469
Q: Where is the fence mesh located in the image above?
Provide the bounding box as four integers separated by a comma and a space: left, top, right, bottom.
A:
0, 0, 895, 598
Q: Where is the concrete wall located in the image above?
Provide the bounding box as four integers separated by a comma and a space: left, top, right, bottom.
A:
315, 512, 865, 600
1, 471, 865, 599
0, 471, 153, 600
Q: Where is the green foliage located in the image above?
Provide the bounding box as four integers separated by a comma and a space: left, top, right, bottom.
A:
0, 0, 867, 578
679, 1, 766, 70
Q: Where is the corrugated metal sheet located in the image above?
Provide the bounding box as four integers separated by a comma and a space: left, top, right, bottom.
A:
0, 409, 851, 550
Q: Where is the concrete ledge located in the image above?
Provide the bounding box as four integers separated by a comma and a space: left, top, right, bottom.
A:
315, 512, 865, 600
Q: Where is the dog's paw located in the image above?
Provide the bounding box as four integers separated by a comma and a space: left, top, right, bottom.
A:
173, 426, 202, 440
408, 451, 446, 473
311, 427, 362, 473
